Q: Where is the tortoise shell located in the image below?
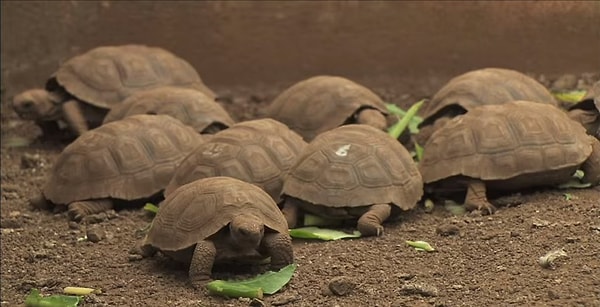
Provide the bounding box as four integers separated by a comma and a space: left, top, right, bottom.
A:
282, 124, 423, 210
264, 75, 388, 141
102, 86, 235, 133
419, 101, 593, 186
44, 114, 205, 205
47, 45, 215, 109
419, 68, 557, 127
164, 119, 307, 201
145, 177, 289, 252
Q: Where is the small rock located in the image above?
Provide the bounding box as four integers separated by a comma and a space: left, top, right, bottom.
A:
328, 276, 355, 296
271, 293, 300, 306
86, 227, 106, 243
399, 283, 439, 297
510, 231, 520, 237
21, 153, 44, 169
435, 224, 460, 236
548, 290, 560, 300
1, 218, 22, 229
531, 218, 550, 228
68, 221, 80, 230
565, 237, 579, 243
128, 254, 143, 261
395, 273, 415, 281
249, 298, 265, 307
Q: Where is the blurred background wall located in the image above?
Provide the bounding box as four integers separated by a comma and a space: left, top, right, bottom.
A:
2, 1, 599, 98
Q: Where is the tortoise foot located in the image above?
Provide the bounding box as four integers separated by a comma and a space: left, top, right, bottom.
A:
464, 200, 496, 215
68, 199, 113, 221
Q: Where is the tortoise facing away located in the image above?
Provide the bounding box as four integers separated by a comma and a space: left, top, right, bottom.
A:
416, 67, 557, 145
264, 75, 389, 141
12, 45, 215, 138
419, 101, 600, 214
281, 124, 423, 236
569, 81, 600, 139
30, 114, 205, 221
164, 118, 307, 202
103, 86, 235, 134
132, 177, 294, 288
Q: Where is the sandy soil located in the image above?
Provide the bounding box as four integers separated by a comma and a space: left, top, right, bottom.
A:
1, 77, 599, 307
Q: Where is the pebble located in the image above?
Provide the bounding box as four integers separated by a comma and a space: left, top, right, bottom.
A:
399, 282, 439, 297
86, 227, 106, 243
271, 293, 300, 306
20, 153, 44, 169
435, 224, 460, 236
328, 276, 355, 296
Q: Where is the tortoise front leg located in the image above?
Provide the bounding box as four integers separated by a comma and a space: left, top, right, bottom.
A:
581, 137, 600, 185
261, 232, 294, 270
281, 197, 301, 229
357, 203, 391, 237
355, 109, 387, 131
464, 179, 496, 215
68, 199, 113, 221
189, 240, 217, 289
62, 99, 90, 136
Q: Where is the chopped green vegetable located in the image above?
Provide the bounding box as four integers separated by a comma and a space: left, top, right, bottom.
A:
557, 179, 591, 189
143, 203, 159, 214
2, 136, 33, 148
444, 200, 466, 215
25, 288, 82, 307
386, 100, 425, 138
289, 226, 362, 240
303, 213, 343, 227
207, 263, 297, 298
414, 142, 424, 162
423, 199, 435, 213
405, 240, 436, 252
552, 90, 586, 103
563, 193, 574, 201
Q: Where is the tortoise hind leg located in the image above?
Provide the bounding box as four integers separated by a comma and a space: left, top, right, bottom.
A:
68, 199, 113, 221
357, 203, 391, 237
62, 99, 90, 136
464, 179, 496, 215
261, 232, 294, 270
189, 240, 217, 289
281, 197, 301, 229
581, 137, 600, 185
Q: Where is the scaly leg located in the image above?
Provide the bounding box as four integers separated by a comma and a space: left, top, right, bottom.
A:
62, 99, 89, 136
189, 240, 217, 289
357, 203, 391, 237
355, 109, 387, 131
281, 198, 300, 229
464, 179, 496, 215
68, 199, 113, 221
582, 137, 600, 186
261, 232, 294, 270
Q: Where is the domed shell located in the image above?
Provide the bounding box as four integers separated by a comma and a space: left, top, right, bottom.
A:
419, 101, 593, 183
164, 119, 307, 201
102, 86, 235, 133
420, 68, 557, 126
282, 124, 423, 210
264, 75, 388, 141
48, 45, 215, 109
44, 114, 205, 205
145, 177, 289, 252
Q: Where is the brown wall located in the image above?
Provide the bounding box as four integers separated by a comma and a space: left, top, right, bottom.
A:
2, 1, 599, 97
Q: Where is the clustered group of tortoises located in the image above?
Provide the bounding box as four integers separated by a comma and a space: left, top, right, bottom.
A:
12, 44, 600, 288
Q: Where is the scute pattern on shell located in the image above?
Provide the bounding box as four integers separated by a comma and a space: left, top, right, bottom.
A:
51, 45, 215, 109
44, 114, 204, 204
265, 75, 388, 141
165, 119, 307, 201
282, 124, 423, 210
102, 86, 235, 132
419, 101, 593, 183
146, 177, 289, 251
420, 68, 557, 125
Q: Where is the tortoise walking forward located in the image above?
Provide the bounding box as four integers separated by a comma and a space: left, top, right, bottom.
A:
419, 101, 600, 214
30, 115, 205, 220
12, 45, 215, 137
132, 177, 294, 288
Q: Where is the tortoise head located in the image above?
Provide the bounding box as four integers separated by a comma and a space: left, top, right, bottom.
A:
12, 89, 62, 121
229, 214, 265, 249
568, 108, 599, 136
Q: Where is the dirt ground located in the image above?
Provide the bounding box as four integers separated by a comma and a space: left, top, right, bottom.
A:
1, 75, 600, 307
